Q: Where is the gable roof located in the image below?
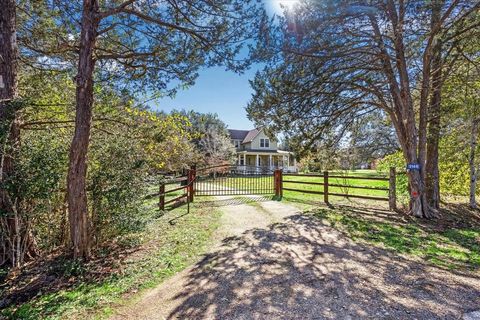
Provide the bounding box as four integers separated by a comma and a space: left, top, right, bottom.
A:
229, 128, 263, 144
241, 128, 261, 144
228, 129, 249, 141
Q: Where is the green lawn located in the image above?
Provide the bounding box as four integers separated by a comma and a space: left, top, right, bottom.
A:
2, 197, 221, 320
284, 173, 388, 195
311, 207, 480, 270
283, 170, 394, 206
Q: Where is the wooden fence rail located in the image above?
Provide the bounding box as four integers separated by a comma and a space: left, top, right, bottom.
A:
156, 174, 195, 213
153, 166, 398, 213
278, 168, 397, 210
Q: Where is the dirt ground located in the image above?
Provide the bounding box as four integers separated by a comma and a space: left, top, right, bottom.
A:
111, 196, 480, 320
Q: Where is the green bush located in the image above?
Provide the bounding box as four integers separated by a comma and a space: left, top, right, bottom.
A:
15, 131, 69, 250
377, 136, 479, 199
88, 135, 150, 243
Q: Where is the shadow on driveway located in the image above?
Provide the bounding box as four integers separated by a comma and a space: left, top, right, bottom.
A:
167, 214, 480, 319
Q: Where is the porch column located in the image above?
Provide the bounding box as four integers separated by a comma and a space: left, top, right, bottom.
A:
243, 154, 246, 166
269, 155, 272, 168
256, 154, 259, 167
237, 153, 240, 165
286, 155, 289, 168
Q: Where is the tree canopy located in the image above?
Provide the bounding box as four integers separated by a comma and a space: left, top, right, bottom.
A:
247, 0, 480, 218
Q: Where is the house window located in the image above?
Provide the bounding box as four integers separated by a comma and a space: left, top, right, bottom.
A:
240, 156, 244, 165
260, 138, 270, 148
232, 140, 240, 148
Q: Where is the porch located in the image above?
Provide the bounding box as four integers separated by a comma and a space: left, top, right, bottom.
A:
235, 151, 297, 173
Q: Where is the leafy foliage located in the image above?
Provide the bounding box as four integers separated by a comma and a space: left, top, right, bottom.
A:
1, 67, 210, 258
179, 111, 236, 166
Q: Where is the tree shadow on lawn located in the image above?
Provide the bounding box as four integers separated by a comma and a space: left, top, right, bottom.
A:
302, 203, 479, 269
441, 203, 480, 228
284, 197, 480, 269
167, 213, 480, 320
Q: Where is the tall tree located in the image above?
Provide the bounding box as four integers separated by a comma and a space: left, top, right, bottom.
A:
22, 0, 266, 259
66, 0, 98, 259
248, 0, 480, 218
425, 0, 444, 210
0, 0, 37, 267
180, 111, 235, 166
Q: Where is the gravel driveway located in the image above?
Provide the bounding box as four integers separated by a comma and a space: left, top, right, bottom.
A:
111, 196, 480, 320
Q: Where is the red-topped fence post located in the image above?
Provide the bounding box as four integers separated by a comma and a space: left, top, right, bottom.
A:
274, 169, 283, 199
188, 165, 196, 202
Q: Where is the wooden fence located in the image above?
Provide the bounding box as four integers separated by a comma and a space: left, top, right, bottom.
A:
154, 166, 398, 212
276, 167, 397, 210
153, 166, 196, 212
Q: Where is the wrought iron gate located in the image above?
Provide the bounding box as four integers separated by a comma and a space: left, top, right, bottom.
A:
193, 165, 275, 196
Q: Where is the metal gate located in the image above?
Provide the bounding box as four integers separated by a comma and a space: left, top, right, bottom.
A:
193, 165, 275, 196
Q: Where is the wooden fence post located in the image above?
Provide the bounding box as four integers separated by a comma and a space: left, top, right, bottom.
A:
324, 171, 329, 203
280, 170, 283, 198
159, 183, 165, 211
188, 165, 196, 202
389, 167, 397, 211
274, 169, 283, 199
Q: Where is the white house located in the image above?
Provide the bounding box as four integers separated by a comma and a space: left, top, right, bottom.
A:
228, 128, 297, 172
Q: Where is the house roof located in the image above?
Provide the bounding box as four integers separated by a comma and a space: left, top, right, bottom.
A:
228, 128, 262, 144
241, 128, 261, 144
228, 129, 249, 141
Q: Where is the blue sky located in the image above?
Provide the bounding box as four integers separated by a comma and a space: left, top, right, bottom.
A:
151, 1, 293, 130
151, 66, 260, 130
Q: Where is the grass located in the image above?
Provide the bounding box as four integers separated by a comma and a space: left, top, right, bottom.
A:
282, 170, 391, 207
2, 198, 222, 320
284, 174, 388, 195
283, 170, 388, 197
311, 207, 480, 270
194, 169, 392, 208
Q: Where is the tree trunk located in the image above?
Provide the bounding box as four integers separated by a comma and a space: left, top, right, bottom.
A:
0, 0, 37, 267
389, 93, 434, 218
469, 118, 479, 209
67, 0, 99, 260
425, 45, 442, 210
403, 139, 432, 218
405, 0, 442, 218
425, 0, 443, 211
370, 10, 435, 219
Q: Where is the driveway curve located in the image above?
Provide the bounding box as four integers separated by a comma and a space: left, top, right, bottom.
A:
111, 196, 480, 320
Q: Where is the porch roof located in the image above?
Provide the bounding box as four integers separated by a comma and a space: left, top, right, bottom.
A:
237, 149, 292, 155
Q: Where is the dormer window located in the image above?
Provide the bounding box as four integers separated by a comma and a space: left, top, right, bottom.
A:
233, 140, 240, 148
260, 138, 270, 148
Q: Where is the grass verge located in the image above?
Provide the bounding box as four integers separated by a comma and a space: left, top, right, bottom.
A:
1, 200, 221, 320
311, 207, 480, 270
